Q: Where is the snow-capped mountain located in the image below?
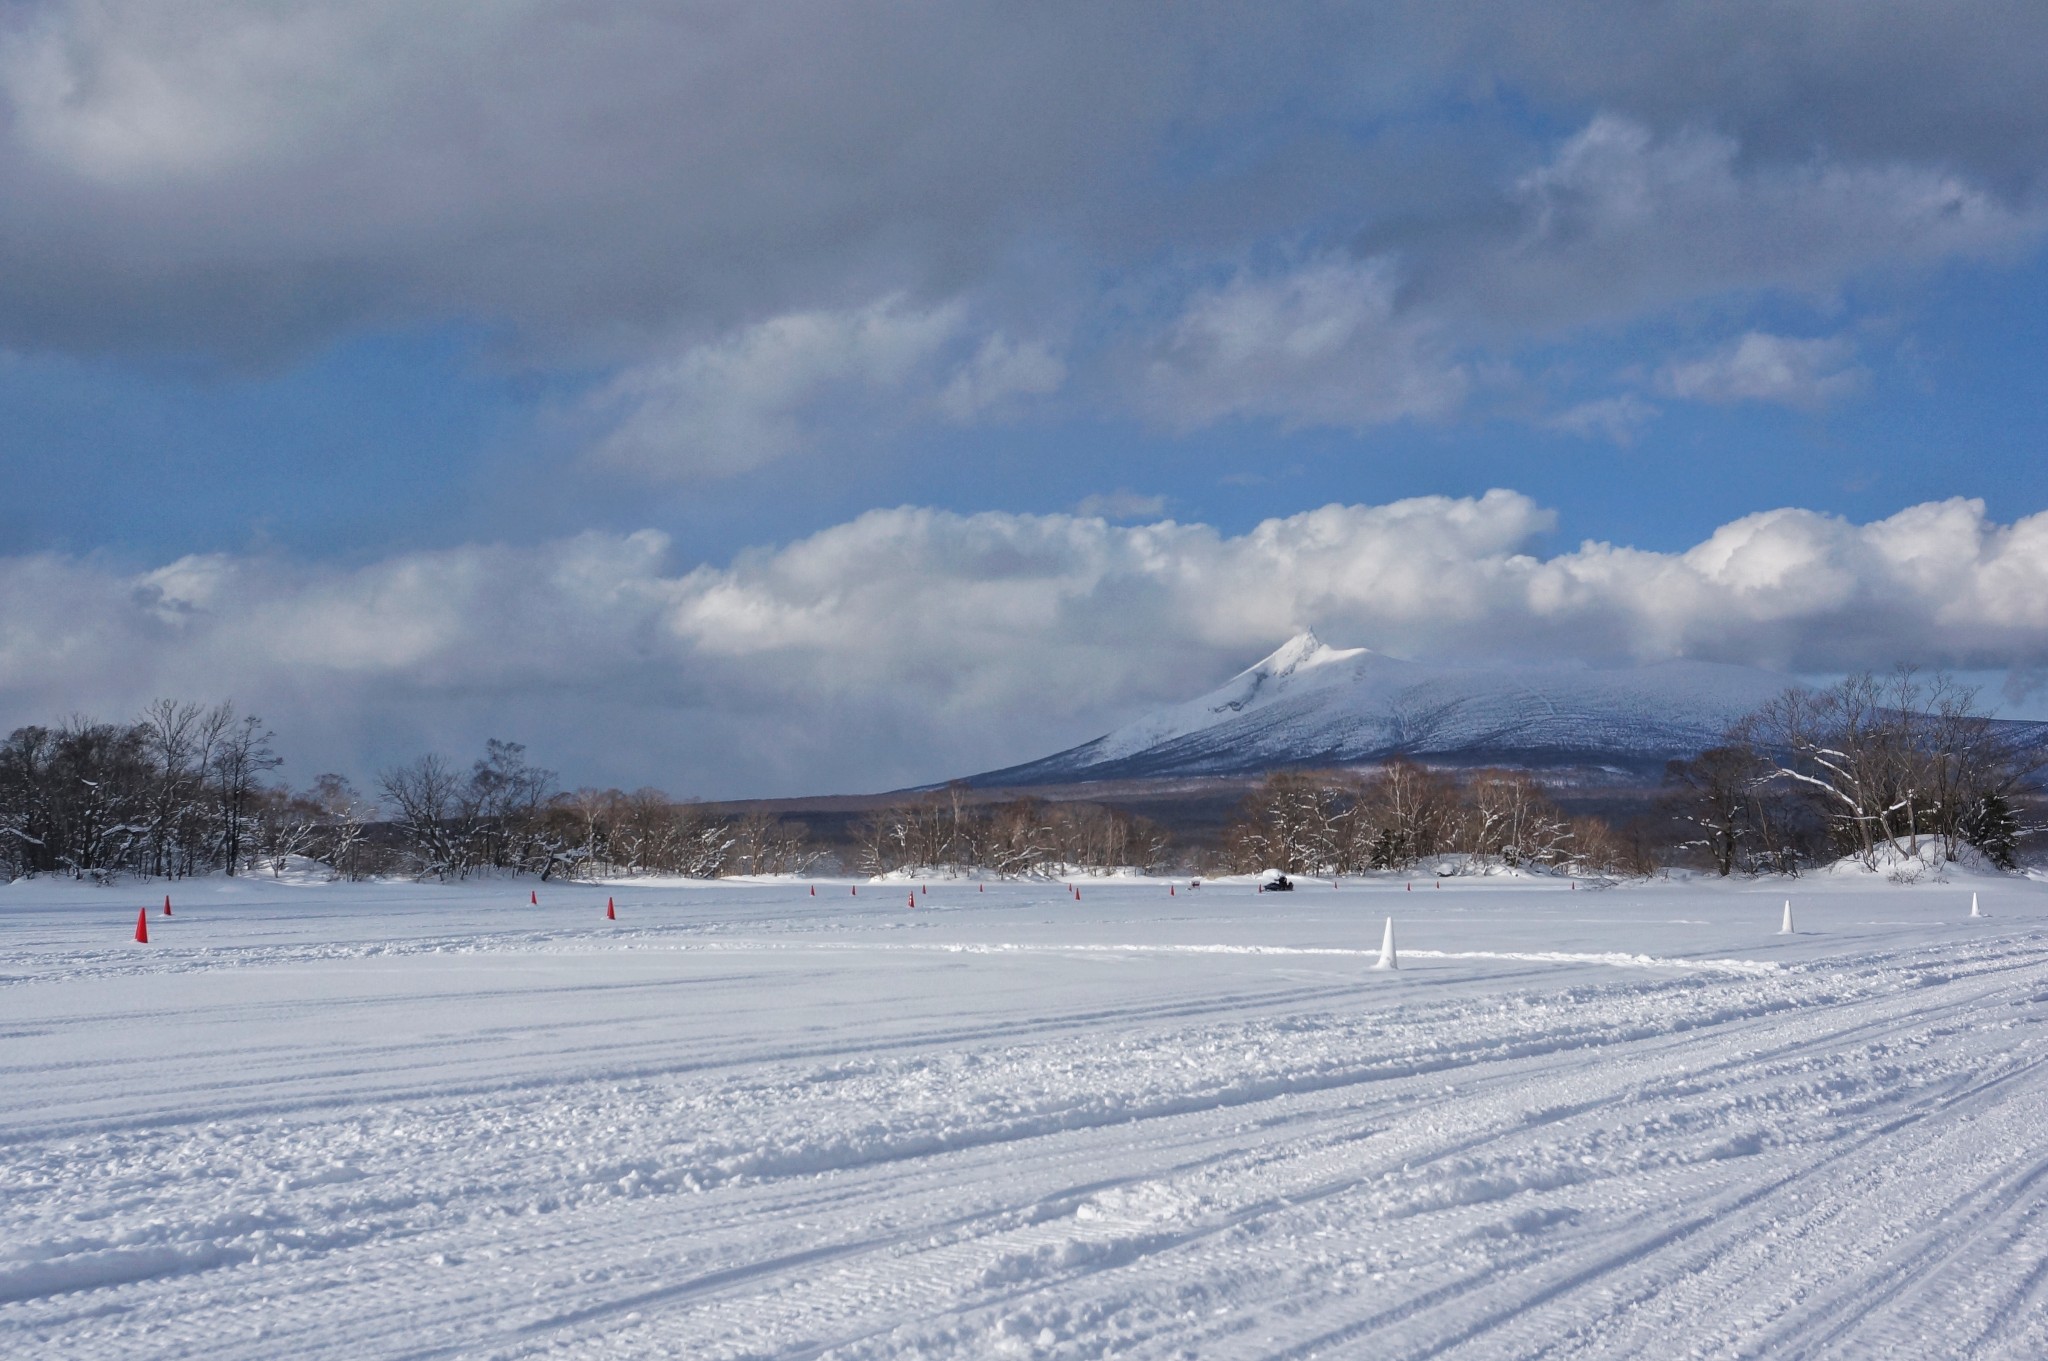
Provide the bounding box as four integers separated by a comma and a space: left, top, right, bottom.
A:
968, 630, 1803, 785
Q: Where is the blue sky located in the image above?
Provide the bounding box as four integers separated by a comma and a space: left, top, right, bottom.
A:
2, 3, 2047, 795
9, 249, 2044, 567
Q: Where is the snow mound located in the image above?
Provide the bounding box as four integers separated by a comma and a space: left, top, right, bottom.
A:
1819, 839, 2006, 883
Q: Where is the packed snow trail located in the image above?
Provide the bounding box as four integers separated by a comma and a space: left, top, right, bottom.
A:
3, 873, 2047, 1358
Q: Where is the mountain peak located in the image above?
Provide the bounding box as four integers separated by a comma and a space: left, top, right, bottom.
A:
965, 647, 1824, 787
1244, 628, 1361, 683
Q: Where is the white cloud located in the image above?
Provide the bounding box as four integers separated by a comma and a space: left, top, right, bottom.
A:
7, 493, 2048, 796
587, 297, 964, 477
937, 334, 1065, 423
1139, 256, 1469, 430
1659, 332, 1867, 409
1459, 116, 2040, 334
1542, 394, 1659, 444
1126, 114, 2038, 438
585, 297, 1067, 477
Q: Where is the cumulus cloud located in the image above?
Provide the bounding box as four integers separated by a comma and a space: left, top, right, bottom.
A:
1428, 116, 2040, 337
1139, 256, 1468, 429
936, 334, 1066, 423
1129, 113, 2036, 437
7, 493, 2048, 797
587, 297, 974, 477
584, 298, 1065, 477
1658, 332, 1867, 409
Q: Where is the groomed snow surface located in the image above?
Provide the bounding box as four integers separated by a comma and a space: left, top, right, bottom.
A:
5, 868, 2048, 1359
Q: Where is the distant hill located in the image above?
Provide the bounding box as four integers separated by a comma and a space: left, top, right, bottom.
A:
966, 631, 1809, 786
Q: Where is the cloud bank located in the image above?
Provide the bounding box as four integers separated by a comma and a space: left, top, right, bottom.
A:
6, 493, 2048, 797
1, 3, 2044, 472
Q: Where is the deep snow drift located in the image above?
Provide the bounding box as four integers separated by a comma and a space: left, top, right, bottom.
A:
5, 866, 2048, 1358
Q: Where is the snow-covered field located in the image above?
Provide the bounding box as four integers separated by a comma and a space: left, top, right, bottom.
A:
5, 868, 2048, 1359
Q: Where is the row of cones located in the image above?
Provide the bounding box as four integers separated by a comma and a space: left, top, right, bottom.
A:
133, 892, 621, 941
128, 887, 1993, 945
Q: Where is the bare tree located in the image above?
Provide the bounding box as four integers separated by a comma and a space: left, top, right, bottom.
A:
378, 754, 467, 879
1742, 669, 2039, 867
1352, 759, 1463, 870
1223, 772, 1350, 874
1460, 770, 1572, 869
252, 785, 324, 876
309, 773, 376, 881
210, 708, 281, 875
1661, 745, 1783, 876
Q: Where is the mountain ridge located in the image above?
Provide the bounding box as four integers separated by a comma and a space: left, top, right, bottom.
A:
967, 632, 1807, 786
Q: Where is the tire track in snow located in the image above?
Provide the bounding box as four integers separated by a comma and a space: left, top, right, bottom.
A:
10, 911, 2048, 1357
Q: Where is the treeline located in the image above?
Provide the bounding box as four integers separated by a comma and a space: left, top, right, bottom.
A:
1218, 763, 1652, 878
0, 704, 822, 884
377, 744, 822, 882
8, 668, 2037, 885
1662, 669, 2038, 876
367, 742, 824, 881
0, 702, 290, 881
852, 789, 1172, 876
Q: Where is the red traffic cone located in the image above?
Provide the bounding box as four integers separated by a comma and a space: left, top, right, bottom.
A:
1407, 882, 1412, 891
1169, 885, 1175, 895
907, 894, 916, 909
921, 884, 927, 895
135, 907, 150, 943
606, 898, 616, 920
531, 890, 538, 905
163, 894, 172, 916
809, 885, 816, 896
978, 883, 984, 892
851, 885, 857, 895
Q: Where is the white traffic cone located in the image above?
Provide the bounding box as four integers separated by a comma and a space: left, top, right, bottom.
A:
1779, 900, 1795, 935
1971, 892, 1983, 919
1373, 917, 1398, 971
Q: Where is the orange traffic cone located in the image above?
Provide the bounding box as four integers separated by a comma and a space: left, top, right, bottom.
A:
163, 894, 172, 916
135, 907, 149, 943
606, 898, 616, 920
